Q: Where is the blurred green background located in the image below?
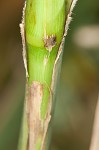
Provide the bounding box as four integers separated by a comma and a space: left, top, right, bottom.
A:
0, 0, 99, 150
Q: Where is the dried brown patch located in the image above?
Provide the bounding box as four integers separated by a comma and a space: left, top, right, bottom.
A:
28, 81, 43, 150
43, 35, 56, 51
27, 81, 52, 150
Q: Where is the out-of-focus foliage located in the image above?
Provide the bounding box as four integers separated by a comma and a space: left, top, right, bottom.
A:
0, 0, 99, 150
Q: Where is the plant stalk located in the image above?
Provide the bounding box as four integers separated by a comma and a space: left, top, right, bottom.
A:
18, 0, 77, 150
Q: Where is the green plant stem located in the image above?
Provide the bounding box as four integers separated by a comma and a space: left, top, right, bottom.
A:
18, 0, 77, 150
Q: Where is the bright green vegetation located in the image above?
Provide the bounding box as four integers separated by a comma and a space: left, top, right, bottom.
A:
18, 1, 73, 150
25, 0, 72, 119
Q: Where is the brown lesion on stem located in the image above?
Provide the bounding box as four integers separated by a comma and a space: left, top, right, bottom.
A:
27, 81, 52, 150
43, 35, 56, 52
28, 81, 43, 150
